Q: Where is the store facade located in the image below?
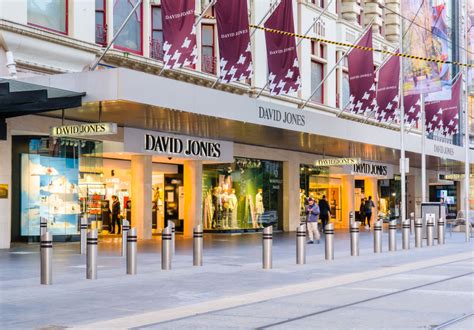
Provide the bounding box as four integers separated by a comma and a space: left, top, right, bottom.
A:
0, 68, 472, 247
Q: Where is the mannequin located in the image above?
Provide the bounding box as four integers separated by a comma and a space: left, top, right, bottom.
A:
222, 190, 230, 229
300, 189, 307, 216
255, 188, 264, 227
228, 189, 238, 228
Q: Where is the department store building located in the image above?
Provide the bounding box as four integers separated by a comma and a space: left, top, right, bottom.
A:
0, 0, 472, 247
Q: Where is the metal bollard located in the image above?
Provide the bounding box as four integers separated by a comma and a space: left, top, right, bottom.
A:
325, 223, 334, 260
40, 232, 53, 285
86, 229, 98, 280
262, 225, 273, 269
388, 220, 397, 252
409, 212, 415, 235
415, 218, 423, 248
122, 219, 130, 257
374, 220, 382, 253
296, 224, 306, 265
349, 211, 355, 224
193, 224, 203, 266
402, 220, 410, 250
80, 216, 87, 255
161, 226, 172, 270
126, 227, 137, 275
438, 217, 445, 245
426, 218, 434, 246
350, 222, 359, 256
168, 220, 175, 256
40, 217, 48, 237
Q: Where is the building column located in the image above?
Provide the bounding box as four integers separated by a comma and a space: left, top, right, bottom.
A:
365, 177, 379, 220
283, 155, 300, 232
341, 0, 361, 23
342, 175, 355, 228
385, 0, 401, 42
0, 123, 12, 249
184, 160, 202, 238
363, 0, 384, 34
131, 155, 152, 240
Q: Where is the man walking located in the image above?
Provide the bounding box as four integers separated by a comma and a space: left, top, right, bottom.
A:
364, 196, 375, 230
318, 195, 331, 233
111, 195, 121, 234
305, 197, 321, 244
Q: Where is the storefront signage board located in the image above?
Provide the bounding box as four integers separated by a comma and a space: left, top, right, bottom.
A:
314, 158, 361, 167
440, 173, 474, 181
350, 161, 394, 178
257, 105, 306, 128
124, 128, 234, 162
50, 123, 117, 137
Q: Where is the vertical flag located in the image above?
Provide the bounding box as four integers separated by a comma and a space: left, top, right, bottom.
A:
347, 29, 376, 115
264, 0, 301, 95
215, 0, 253, 83
161, 0, 197, 69
404, 94, 422, 127
425, 74, 462, 136
375, 54, 400, 122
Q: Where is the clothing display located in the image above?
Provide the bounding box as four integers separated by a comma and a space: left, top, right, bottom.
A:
255, 191, 264, 227
227, 191, 238, 228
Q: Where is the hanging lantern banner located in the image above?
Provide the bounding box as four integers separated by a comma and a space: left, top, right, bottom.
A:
161, 0, 197, 70
347, 29, 376, 115
375, 53, 400, 122
404, 94, 421, 127
425, 75, 461, 136
215, 0, 253, 83
441, 74, 462, 136
264, 0, 301, 96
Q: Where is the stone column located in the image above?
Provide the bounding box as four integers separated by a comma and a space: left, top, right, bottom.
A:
342, 175, 355, 228
0, 122, 12, 249
131, 155, 152, 239
384, 0, 401, 42
341, 0, 361, 23
365, 177, 379, 220
283, 155, 300, 232
184, 160, 202, 237
363, 0, 384, 34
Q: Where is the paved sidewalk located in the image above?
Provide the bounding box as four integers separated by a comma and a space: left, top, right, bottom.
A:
0, 230, 472, 329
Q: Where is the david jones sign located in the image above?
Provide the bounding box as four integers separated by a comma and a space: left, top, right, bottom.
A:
352, 162, 390, 177
145, 134, 221, 158
50, 123, 117, 137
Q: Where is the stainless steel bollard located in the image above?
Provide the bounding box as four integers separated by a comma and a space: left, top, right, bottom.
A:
296, 224, 306, 264
193, 224, 203, 266
388, 220, 397, 252
168, 220, 175, 256
374, 220, 382, 253
415, 218, 423, 248
40, 232, 53, 285
161, 226, 172, 270
325, 223, 334, 260
409, 212, 415, 235
40, 217, 47, 237
438, 217, 445, 245
349, 211, 355, 224
126, 227, 137, 275
350, 222, 359, 256
402, 220, 410, 250
426, 218, 434, 246
262, 225, 273, 269
80, 216, 87, 255
86, 229, 98, 280
122, 219, 130, 257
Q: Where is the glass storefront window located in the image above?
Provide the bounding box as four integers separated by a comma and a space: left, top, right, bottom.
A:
378, 179, 401, 220
113, 0, 143, 54
202, 157, 283, 231
27, 0, 67, 34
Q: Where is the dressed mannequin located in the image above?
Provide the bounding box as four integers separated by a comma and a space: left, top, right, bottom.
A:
228, 189, 238, 228
300, 189, 307, 216
222, 190, 230, 228
255, 188, 264, 227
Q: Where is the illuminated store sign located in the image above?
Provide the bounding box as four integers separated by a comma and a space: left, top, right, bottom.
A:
51, 123, 117, 137
314, 158, 360, 167
440, 173, 474, 181
351, 162, 393, 178
124, 128, 234, 161
257, 105, 306, 127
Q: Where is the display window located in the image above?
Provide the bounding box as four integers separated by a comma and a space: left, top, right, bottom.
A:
202, 157, 283, 231
378, 179, 401, 220
429, 185, 458, 219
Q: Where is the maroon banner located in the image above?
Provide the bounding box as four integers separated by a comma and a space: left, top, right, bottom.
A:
404, 94, 421, 127
375, 54, 400, 122
442, 74, 462, 135
215, 0, 252, 83
264, 0, 301, 95
161, 0, 197, 69
425, 74, 462, 135
347, 29, 375, 115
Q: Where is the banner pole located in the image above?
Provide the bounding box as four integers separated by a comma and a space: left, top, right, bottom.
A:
463, 1, 470, 242
90, 0, 142, 71
421, 93, 426, 203
399, 14, 407, 225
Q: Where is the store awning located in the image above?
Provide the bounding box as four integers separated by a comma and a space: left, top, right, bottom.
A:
0, 78, 85, 139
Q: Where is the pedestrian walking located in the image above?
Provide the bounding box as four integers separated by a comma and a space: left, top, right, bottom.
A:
359, 198, 366, 226
305, 197, 320, 244
364, 196, 375, 230
318, 195, 331, 233
111, 195, 121, 234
